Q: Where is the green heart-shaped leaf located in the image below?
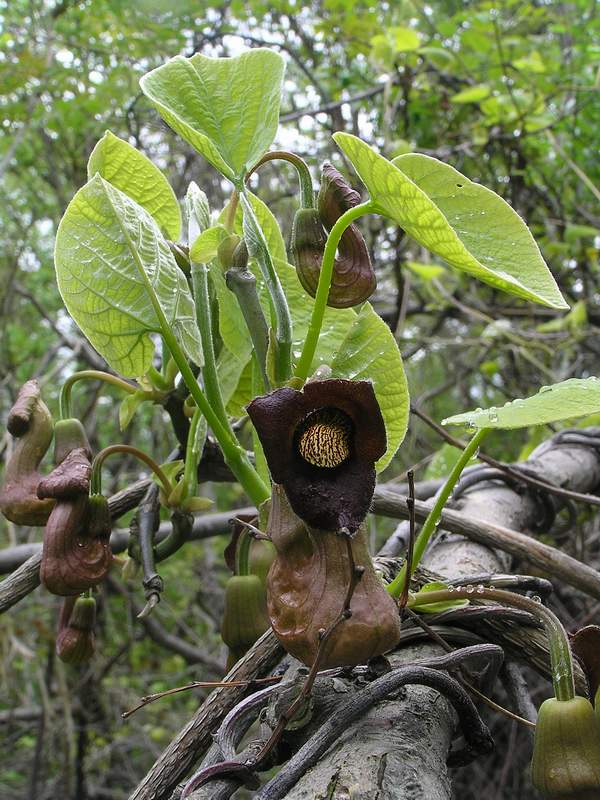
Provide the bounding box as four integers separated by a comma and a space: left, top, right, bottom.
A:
330, 302, 409, 472
140, 49, 285, 182
88, 131, 181, 239
55, 175, 202, 377
443, 377, 600, 430
333, 133, 568, 310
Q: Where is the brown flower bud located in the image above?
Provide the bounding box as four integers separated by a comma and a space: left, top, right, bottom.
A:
0, 380, 54, 525
266, 485, 401, 669
290, 163, 376, 309
41, 493, 112, 596
56, 595, 96, 664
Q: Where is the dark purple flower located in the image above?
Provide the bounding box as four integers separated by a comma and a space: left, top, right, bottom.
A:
247, 379, 386, 533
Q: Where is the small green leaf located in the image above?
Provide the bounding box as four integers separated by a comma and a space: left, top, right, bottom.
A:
513, 51, 546, 73
330, 302, 409, 472
189, 225, 228, 263
140, 49, 285, 182
87, 131, 181, 239
185, 182, 211, 246
333, 133, 568, 310
119, 390, 148, 430
450, 85, 491, 104
442, 377, 600, 430
411, 582, 469, 613
234, 191, 287, 263
55, 175, 202, 377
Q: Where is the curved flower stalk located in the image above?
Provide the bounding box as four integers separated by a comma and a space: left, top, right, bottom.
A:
247, 378, 386, 534
265, 485, 401, 668
290, 163, 375, 309
0, 380, 54, 525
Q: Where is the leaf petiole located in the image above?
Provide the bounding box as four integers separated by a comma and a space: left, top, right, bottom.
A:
387, 428, 488, 599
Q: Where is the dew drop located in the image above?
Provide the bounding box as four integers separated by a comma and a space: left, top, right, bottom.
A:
540, 385, 552, 393
531, 595, 542, 604
488, 406, 499, 423
476, 584, 485, 594
465, 584, 475, 594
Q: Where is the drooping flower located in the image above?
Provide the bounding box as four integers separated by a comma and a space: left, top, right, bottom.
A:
247, 379, 386, 534
56, 595, 97, 665
265, 485, 401, 668
289, 163, 376, 309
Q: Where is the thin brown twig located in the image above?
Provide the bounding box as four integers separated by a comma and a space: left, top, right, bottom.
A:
122, 676, 281, 720
411, 404, 600, 508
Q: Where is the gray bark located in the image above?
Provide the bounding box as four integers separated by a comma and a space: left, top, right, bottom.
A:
278, 436, 600, 799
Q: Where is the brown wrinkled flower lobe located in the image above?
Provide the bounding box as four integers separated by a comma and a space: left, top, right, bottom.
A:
266, 485, 401, 668
0, 380, 55, 526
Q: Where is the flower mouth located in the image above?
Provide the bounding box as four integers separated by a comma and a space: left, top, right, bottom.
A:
295, 407, 353, 469
247, 379, 386, 533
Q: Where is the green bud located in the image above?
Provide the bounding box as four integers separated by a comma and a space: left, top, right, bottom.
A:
53, 418, 91, 465
531, 696, 600, 798
217, 233, 241, 270
248, 539, 276, 588
220, 575, 270, 661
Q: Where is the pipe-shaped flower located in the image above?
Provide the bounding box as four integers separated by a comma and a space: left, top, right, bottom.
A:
247, 379, 386, 533
290, 163, 375, 309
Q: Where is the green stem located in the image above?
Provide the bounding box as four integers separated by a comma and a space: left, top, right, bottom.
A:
191, 261, 229, 426
387, 428, 488, 599
90, 444, 173, 498
235, 528, 252, 576
112, 198, 269, 506
239, 190, 293, 384
224, 190, 239, 233
60, 370, 138, 419
247, 151, 315, 209
225, 260, 271, 391
408, 586, 575, 702
294, 201, 374, 382
168, 328, 269, 505
182, 407, 204, 500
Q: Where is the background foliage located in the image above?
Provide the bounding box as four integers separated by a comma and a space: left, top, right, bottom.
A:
1, 1, 599, 798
